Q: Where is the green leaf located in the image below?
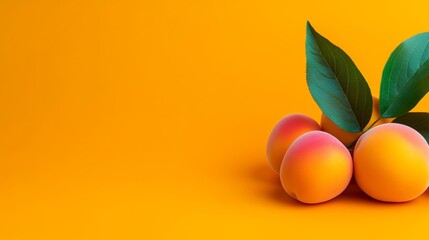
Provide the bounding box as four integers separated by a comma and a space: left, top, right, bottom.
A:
306, 21, 372, 133
380, 32, 429, 118
393, 112, 429, 143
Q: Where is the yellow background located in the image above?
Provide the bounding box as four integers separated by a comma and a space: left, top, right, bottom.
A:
1, 0, 429, 239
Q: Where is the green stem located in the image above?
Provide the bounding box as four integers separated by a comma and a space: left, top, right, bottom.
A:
346, 117, 382, 149
363, 117, 381, 133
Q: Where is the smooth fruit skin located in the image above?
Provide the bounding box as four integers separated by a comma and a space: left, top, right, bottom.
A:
354, 123, 429, 202
321, 97, 392, 146
280, 131, 353, 204
266, 114, 320, 174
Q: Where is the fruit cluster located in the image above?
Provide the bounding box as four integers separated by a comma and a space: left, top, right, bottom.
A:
267, 113, 429, 203
266, 22, 429, 204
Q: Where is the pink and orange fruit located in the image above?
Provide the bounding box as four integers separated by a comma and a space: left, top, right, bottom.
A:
280, 131, 353, 204
266, 114, 320, 174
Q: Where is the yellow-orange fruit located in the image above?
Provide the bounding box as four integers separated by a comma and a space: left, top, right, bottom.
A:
266, 114, 320, 174
321, 97, 393, 146
280, 131, 353, 204
354, 123, 429, 202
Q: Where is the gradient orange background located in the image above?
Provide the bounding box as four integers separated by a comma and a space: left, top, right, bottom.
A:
1, 1, 429, 239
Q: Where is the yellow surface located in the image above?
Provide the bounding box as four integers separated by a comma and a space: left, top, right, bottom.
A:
1, 0, 429, 239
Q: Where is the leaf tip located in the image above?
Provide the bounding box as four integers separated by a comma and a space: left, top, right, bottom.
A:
306, 21, 313, 31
